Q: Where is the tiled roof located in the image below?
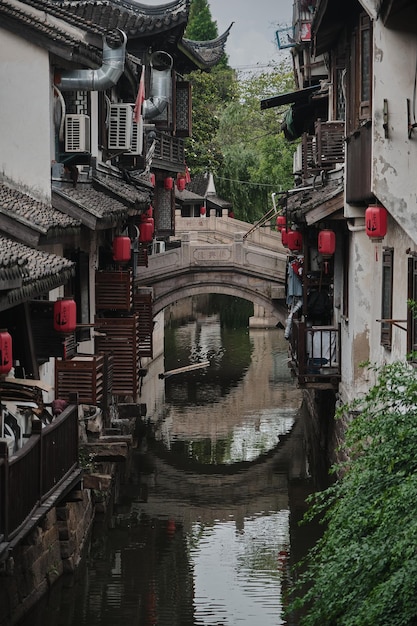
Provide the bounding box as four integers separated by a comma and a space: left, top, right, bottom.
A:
1, 0, 225, 71
0, 0, 102, 65
284, 179, 344, 224
52, 182, 137, 224
59, 0, 189, 37
93, 171, 151, 208
0, 183, 80, 238
0, 236, 75, 311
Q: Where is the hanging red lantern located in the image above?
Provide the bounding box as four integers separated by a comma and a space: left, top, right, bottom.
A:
365, 204, 387, 239
318, 229, 336, 257
177, 177, 186, 192
139, 215, 154, 243
281, 227, 289, 247
0, 330, 12, 375
54, 298, 77, 333
112, 236, 131, 263
287, 229, 303, 252
164, 177, 174, 190
276, 215, 286, 232
200, 206, 206, 216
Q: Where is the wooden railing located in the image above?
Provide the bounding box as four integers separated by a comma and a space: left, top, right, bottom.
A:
0, 402, 79, 542
145, 130, 185, 169
299, 120, 345, 180
289, 320, 341, 387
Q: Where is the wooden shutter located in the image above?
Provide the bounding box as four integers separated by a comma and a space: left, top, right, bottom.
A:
94, 316, 140, 398
133, 288, 154, 358
381, 248, 393, 348
95, 270, 133, 311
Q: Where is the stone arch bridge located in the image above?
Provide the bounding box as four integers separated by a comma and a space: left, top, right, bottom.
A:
136, 214, 288, 327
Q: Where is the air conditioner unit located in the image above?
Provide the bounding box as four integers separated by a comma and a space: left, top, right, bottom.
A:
130, 116, 143, 156
108, 104, 133, 151
109, 104, 144, 155
65, 114, 90, 152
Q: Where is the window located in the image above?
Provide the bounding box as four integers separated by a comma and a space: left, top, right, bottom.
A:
381, 248, 393, 348
359, 13, 372, 120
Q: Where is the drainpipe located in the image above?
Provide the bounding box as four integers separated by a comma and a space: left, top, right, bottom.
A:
55, 29, 127, 91
143, 51, 173, 120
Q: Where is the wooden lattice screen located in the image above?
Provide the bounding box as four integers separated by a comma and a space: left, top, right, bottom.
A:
94, 316, 140, 398
133, 288, 154, 358
95, 270, 133, 311
55, 353, 113, 406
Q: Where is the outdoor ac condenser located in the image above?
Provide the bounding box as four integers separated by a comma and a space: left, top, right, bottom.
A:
108, 103, 143, 154
65, 114, 91, 152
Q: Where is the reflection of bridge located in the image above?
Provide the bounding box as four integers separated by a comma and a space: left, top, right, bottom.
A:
137, 213, 288, 326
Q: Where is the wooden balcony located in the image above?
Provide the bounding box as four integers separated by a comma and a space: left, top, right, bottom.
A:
288, 320, 341, 388
298, 120, 345, 180
144, 130, 185, 171
0, 402, 80, 552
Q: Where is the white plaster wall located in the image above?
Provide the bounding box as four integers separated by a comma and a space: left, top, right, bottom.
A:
340, 214, 412, 404
0, 29, 52, 201
372, 25, 417, 245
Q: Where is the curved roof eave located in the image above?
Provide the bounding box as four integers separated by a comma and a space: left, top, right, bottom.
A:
180, 23, 233, 69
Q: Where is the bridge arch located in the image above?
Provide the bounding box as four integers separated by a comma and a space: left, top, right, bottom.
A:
148, 269, 287, 325
136, 227, 288, 326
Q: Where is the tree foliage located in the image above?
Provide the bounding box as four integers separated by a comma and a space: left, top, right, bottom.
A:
214, 62, 296, 222
290, 360, 417, 626
185, 0, 218, 41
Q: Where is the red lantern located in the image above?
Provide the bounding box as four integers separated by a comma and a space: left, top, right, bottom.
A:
150, 173, 155, 186
164, 177, 174, 190
365, 204, 387, 239
0, 330, 12, 375
177, 177, 186, 192
287, 229, 303, 252
200, 206, 206, 216
54, 298, 77, 333
112, 236, 131, 263
318, 229, 336, 257
276, 215, 286, 232
139, 215, 154, 243
281, 227, 289, 247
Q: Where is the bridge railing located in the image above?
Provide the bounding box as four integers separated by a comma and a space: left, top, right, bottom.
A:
174, 212, 285, 251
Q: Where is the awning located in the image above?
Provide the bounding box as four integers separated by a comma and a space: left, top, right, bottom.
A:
260, 85, 320, 110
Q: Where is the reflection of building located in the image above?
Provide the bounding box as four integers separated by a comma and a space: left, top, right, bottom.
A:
264, 0, 417, 463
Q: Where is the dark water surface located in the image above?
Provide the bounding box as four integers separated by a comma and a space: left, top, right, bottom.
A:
18, 315, 319, 626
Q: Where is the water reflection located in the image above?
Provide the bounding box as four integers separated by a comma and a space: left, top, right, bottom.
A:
161, 316, 300, 464
18, 312, 313, 626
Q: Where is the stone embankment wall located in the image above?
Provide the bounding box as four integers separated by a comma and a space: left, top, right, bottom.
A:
0, 490, 94, 626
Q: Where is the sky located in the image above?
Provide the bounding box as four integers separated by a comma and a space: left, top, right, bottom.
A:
142, 0, 293, 73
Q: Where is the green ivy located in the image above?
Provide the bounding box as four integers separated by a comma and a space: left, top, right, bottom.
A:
289, 360, 417, 626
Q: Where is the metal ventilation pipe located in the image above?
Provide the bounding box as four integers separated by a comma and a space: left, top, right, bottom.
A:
143, 51, 173, 120
55, 29, 127, 91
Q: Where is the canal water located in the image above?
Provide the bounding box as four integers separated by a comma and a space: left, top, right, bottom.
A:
18, 298, 321, 626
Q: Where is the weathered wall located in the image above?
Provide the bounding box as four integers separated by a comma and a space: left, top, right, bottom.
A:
0, 491, 93, 626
